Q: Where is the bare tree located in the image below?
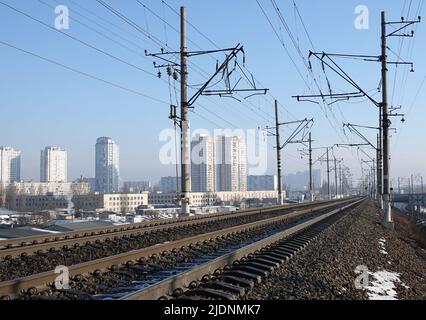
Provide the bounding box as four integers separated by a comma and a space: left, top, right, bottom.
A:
71, 178, 90, 196
0, 183, 6, 206
5, 184, 18, 210
37, 184, 44, 196
121, 184, 131, 194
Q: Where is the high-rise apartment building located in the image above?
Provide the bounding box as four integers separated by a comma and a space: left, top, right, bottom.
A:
40, 146, 67, 183
214, 135, 247, 192
189, 135, 247, 193
95, 137, 120, 193
191, 134, 216, 192
0, 146, 21, 183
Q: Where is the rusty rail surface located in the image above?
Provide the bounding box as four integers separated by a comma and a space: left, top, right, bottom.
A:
0, 199, 349, 259
0, 198, 358, 298
121, 198, 364, 300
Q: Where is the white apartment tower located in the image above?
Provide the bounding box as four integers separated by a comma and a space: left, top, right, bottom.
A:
215, 135, 247, 192
0, 147, 21, 183
191, 134, 216, 192
95, 137, 120, 193
190, 134, 247, 193
40, 146, 67, 183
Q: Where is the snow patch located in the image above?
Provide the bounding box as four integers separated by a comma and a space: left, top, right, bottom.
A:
365, 270, 409, 300
378, 238, 388, 255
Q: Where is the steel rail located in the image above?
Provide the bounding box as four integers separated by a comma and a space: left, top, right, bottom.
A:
0, 198, 356, 298
0, 199, 348, 258
120, 198, 364, 300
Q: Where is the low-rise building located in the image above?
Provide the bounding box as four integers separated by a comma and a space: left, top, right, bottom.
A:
148, 190, 279, 207
248, 175, 277, 191
160, 176, 180, 193
9, 194, 69, 212
72, 192, 148, 213
123, 181, 152, 192
7, 181, 90, 196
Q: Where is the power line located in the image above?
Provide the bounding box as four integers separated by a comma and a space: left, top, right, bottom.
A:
39, 0, 150, 54
5, 1, 246, 132
157, 1, 277, 123
257, 0, 347, 142
270, 0, 349, 142
0, 39, 169, 104
68, 0, 155, 48
0, 1, 157, 78
36, 0, 251, 130
96, 0, 275, 128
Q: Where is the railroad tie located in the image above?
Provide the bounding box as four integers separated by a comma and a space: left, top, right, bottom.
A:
261, 251, 291, 261
280, 242, 303, 251
187, 287, 236, 300
223, 270, 262, 283
208, 281, 246, 296
231, 265, 269, 277
241, 261, 274, 273
220, 275, 255, 289
273, 248, 296, 257
251, 257, 281, 268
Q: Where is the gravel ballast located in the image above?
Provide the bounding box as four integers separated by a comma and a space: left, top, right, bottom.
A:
244, 200, 426, 300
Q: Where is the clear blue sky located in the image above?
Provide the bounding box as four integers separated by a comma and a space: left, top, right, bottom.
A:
0, 0, 425, 186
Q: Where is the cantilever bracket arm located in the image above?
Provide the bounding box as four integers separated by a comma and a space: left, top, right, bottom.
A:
306, 51, 381, 107
342, 123, 377, 150
280, 118, 314, 150
386, 17, 421, 37
187, 45, 268, 106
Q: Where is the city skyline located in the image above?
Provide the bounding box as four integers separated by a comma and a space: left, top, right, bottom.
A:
0, 0, 424, 304
0, 1, 425, 183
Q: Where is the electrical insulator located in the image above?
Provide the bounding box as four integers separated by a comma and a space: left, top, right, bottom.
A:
173, 71, 178, 81
157, 71, 162, 78
166, 66, 172, 76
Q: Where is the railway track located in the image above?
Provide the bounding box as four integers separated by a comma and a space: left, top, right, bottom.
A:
0, 200, 352, 282
0, 199, 344, 259
121, 198, 366, 300
0, 198, 362, 300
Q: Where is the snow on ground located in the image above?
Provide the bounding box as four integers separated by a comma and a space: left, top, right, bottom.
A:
364, 237, 410, 300
378, 238, 388, 255
365, 270, 409, 300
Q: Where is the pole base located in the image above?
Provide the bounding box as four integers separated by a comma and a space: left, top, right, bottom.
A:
381, 220, 394, 230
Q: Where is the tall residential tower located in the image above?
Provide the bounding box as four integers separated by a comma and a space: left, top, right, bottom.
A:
95, 137, 120, 193
40, 146, 67, 183
191, 134, 216, 192
189, 135, 247, 193
215, 135, 247, 192
0, 146, 21, 183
